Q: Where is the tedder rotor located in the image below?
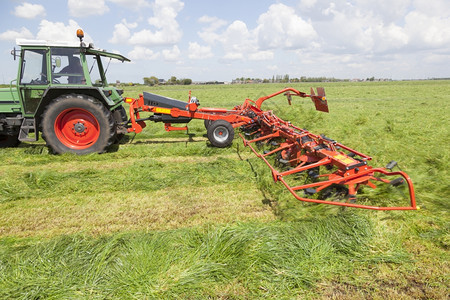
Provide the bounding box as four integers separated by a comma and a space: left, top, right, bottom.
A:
125, 87, 418, 211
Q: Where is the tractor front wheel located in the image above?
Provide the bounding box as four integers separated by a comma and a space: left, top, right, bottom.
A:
207, 120, 234, 148
42, 95, 115, 154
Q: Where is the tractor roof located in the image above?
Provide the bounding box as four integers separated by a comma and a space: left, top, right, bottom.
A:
16, 39, 80, 47
16, 39, 130, 62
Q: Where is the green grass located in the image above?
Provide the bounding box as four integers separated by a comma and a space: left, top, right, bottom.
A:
0, 81, 449, 298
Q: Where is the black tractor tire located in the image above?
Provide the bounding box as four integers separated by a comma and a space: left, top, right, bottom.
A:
112, 105, 128, 144
41, 94, 116, 154
207, 119, 234, 148
0, 133, 20, 148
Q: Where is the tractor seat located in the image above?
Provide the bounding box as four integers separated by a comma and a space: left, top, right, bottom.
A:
143, 92, 188, 110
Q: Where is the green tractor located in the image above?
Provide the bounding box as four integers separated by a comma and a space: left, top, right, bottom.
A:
0, 29, 130, 154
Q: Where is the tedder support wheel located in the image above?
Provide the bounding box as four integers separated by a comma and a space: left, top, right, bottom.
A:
41, 94, 116, 154
0, 133, 20, 148
207, 119, 234, 148
204, 119, 212, 130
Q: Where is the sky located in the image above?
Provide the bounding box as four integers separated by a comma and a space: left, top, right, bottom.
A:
0, 0, 449, 83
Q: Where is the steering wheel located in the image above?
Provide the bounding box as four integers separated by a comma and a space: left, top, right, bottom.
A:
30, 78, 45, 84
30, 72, 48, 85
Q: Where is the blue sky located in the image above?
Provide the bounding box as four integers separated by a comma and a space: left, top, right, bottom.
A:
1, 0, 449, 83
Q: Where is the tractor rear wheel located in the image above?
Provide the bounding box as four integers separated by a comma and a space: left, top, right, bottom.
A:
112, 105, 128, 144
0, 133, 20, 148
207, 119, 234, 148
42, 94, 116, 154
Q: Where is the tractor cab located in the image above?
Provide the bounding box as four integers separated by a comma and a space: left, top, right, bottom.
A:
14, 38, 130, 117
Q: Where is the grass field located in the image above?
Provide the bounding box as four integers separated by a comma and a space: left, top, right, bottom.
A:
0, 81, 449, 298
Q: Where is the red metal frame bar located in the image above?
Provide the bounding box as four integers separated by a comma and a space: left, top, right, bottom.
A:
126, 94, 253, 133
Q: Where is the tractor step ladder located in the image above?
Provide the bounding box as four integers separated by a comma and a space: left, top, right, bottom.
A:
18, 118, 39, 142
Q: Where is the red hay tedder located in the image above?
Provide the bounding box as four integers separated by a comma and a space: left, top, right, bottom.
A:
125, 87, 418, 211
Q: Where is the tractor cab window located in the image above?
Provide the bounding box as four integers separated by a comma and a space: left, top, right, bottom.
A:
51, 48, 85, 85
20, 49, 48, 85
85, 54, 106, 87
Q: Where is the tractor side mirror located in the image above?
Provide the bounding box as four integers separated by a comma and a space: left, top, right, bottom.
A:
55, 57, 61, 68
10, 47, 19, 60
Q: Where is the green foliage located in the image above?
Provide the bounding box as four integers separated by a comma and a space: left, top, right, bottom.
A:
0, 217, 377, 298
0, 81, 449, 298
143, 76, 159, 86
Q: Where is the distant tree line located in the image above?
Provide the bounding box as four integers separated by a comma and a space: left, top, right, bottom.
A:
143, 76, 192, 86
232, 75, 348, 84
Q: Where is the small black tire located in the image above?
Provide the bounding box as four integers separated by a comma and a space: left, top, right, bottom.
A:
0, 133, 20, 148
207, 120, 234, 148
41, 94, 116, 154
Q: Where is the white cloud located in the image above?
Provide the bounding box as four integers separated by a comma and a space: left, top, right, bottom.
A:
299, 0, 317, 9
108, 0, 150, 9
0, 27, 33, 41
198, 15, 227, 44
423, 53, 450, 65
162, 45, 181, 61
198, 15, 220, 23
298, 0, 450, 56
68, 0, 109, 17
13, 2, 46, 19
317, 3, 375, 52
255, 3, 317, 50
249, 51, 274, 61
353, 0, 411, 23
197, 4, 317, 62
129, 29, 179, 46
36, 20, 93, 43
368, 23, 409, 53
148, 0, 184, 27
109, 19, 137, 44
129, 0, 184, 46
188, 42, 213, 59
123, 20, 138, 29
267, 65, 278, 71
220, 20, 255, 61
109, 23, 130, 44
128, 46, 160, 60
404, 10, 450, 49
409, 0, 450, 17
223, 53, 243, 60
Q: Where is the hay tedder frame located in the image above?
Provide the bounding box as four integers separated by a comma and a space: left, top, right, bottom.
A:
125, 87, 418, 211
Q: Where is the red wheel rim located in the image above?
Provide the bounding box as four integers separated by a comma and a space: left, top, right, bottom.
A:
54, 108, 100, 150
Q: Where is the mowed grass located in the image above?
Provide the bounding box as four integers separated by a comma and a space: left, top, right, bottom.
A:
0, 81, 449, 298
